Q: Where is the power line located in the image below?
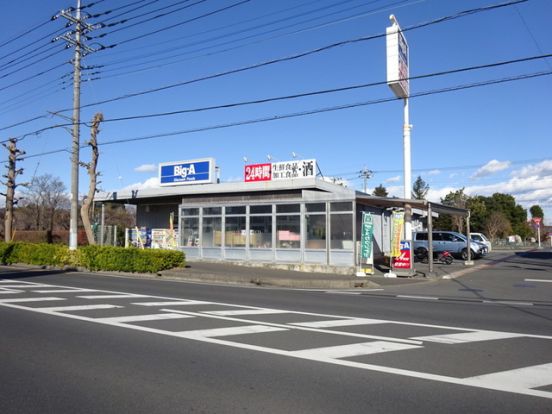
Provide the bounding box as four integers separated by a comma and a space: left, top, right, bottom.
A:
95, 0, 401, 75
9, 52, 551, 141
11, 68, 551, 163
0, 0, 529, 133
103, 0, 251, 48
65, 0, 532, 112
93, 0, 203, 35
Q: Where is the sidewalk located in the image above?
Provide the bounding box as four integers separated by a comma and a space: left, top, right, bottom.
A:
159, 259, 464, 289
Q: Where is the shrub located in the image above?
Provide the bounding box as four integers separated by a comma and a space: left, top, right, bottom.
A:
0, 242, 185, 273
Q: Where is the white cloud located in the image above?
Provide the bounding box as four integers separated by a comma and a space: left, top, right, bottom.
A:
121, 177, 160, 191
471, 159, 511, 179
511, 160, 552, 179
385, 175, 401, 183
427, 169, 441, 176
134, 163, 157, 173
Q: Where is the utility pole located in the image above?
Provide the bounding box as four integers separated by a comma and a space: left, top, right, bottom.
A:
358, 168, 373, 193
1, 139, 26, 242
54, 0, 98, 250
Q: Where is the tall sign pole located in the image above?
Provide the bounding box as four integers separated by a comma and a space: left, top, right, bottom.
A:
386, 14, 414, 274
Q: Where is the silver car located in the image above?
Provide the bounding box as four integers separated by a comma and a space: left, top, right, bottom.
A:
413, 231, 488, 260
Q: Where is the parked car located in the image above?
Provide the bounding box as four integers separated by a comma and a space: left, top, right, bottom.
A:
470, 232, 492, 252
413, 231, 488, 260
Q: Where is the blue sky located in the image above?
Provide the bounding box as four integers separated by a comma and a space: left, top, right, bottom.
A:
1, 0, 551, 224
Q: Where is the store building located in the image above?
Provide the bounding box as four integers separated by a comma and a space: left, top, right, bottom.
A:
96, 158, 468, 274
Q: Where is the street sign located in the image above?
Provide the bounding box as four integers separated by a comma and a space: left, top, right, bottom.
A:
533, 217, 542, 225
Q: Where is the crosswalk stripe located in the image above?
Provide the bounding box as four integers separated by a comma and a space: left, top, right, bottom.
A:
290, 341, 421, 359
133, 300, 210, 306
466, 363, 552, 390
412, 330, 524, 344
33, 289, 98, 293
94, 313, 193, 323
35, 304, 122, 312
0, 297, 64, 303
177, 325, 287, 338
78, 294, 149, 299
0, 284, 52, 288
290, 318, 384, 328
203, 309, 288, 316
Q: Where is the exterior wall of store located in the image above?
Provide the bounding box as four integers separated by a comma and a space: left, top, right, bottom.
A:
178, 199, 361, 268
136, 203, 180, 228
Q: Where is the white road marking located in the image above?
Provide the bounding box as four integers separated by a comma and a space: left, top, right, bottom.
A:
0, 289, 551, 400
78, 294, 149, 299
290, 318, 385, 328
525, 279, 552, 283
35, 304, 122, 312
0, 297, 65, 303
397, 295, 439, 300
133, 300, 210, 306
177, 325, 286, 338
95, 313, 193, 323
483, 300, 534, 307
33, 289, 98, 293
203, 309, 288, 316
466, 363, 552, 391
290, 341, 421, 359
413, 330, 524, 344
0, 284, 52, 288
0, 288, 22, 294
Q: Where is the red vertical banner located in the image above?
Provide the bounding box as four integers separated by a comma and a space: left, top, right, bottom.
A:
393, 240, 412, 269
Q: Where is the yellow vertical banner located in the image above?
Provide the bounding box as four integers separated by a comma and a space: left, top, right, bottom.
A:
391, 212, 404, 257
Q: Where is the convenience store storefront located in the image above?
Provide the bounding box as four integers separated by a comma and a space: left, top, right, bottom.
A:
96, 158, 467, 273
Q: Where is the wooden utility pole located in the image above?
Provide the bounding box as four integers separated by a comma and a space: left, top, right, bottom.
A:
1, 139, 25, 242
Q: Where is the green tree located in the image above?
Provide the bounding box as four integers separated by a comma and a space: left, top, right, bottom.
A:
529, 205, 544, 221
411, 176, 429, 200
466, 196, 488, 232
440, 188, 469, 232
372, 184, 388, 197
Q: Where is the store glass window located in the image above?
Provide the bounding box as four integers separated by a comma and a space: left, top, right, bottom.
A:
181, 208, 199, 216
225, 216, 246, 247
250, 205, 272, 214
226, 206, 246, 215
250, 216, 272, 249
306, 203, 326, 212
202, 217, 222, 248
276, 204, 300, 213
182, 217, 199, 247
203, 207, 221, 215
276, 215, 300, 248
330, 202, 353, 212
330, 214, 353, 249
306, 214, 326, 249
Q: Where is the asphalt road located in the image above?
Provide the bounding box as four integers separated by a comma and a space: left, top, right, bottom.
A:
1, 262, 551, 413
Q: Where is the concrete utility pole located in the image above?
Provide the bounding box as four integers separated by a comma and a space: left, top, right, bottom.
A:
55, 0, 98, 250
1, 139, 26, 242
359, 168, 373, 193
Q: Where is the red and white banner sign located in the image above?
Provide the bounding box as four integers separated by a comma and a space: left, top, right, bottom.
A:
244, 159, 316, 182
244, 163, 272, 182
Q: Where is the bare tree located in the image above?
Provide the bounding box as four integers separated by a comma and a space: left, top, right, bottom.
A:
485, 211, 511, 241
80, 113, 103, 245
20, 174, 70, 241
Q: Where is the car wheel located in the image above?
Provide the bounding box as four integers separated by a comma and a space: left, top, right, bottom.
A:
461, 248, 469, 260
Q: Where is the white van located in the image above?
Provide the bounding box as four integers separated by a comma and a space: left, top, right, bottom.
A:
470, 233, 492, 252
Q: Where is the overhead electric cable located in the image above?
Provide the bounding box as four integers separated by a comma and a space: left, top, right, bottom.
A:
9, 52, 551, 140
10, 69, 551, 158
0, 0, 528, 132
94, 0, 201, 34
0, 19, 52, 49
104, 0, 251, 47
97, 0, 393, 70
0, 46, 67, 81
65, 0, 531, 112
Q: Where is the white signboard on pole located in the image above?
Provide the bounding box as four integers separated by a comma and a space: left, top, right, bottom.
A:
386, 15, 409, 99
